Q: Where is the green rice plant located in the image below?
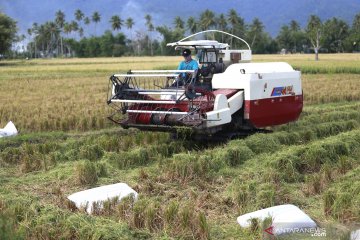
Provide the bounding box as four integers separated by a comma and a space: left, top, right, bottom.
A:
106, 147, 150, 169
134, 133, 145, 145
323, 190, 336, 216
197, 212, 210, 240
244, 134, 280, 154
332, 193, 353, 221
37, 142, 60, 154
19, 152, 44, 173
164, 153, 222, 182
262, 167, 281, 184
91, 201, 103, 215
273, 150, 303, 182
0, 147, 22, 165
299, 145, 330, 173
218, 145, 254, 166
63, 148, 79, 161
95, 161, 108, 178
0, 209, 26, 239
75, 160, 98, 185
261, 216, 274, 240
117, 194, 136, 220
164, 201, 179, 226
145, 201, 163, 232
233, 184, 250, 210
321, 162, 333, 183
79, 144, 104, 161
227, 178, 257, 207
274, 131, 302, 145
97, 135, 122, 152
256, 184, 276, 209
338, 156, 352, 175
132, 198, 148, 229
249, 218, 260, 234
101, 196, 120, 216
305, 173, 323, 195
274, 185, 292, 205
179, 204, 194, 229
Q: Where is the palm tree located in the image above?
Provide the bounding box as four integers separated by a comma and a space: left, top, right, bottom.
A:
289, 20, 300, 52
249, 18, 264, 47
200, 9, 215, 31
78, 27, 84, 38
290, 20, 300, 32
70, 20, 79, 38
92, 11, 101, 36
217, 13, 227, 42
227, 9, 244, 46
44, 21, 60, 57
75, 9, 84, 22
27, 28, 33, 57
174, 16, 184, 29
145, 14, 154, 55
32, 23, 39, 58
126, 18, 134, 29
63, 22, 72, 36
187, 17, 197, 34
63, 22, 72, 56
55, 10, 65, 56
83, 17, 90, 37
84, 16, 90, 25
126, 18, 135, 52
110, 15, 123, 32
353, 13, 360, 33
55, 11, 65, 29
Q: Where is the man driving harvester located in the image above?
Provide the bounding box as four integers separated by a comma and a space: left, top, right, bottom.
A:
173, 48, 198, 87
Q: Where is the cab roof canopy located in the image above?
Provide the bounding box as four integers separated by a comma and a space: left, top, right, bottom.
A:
166, 40, 229, 50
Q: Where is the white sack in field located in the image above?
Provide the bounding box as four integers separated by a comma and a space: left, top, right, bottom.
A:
237, 204, 317, 236
0, 121, 18, 138
67, 183, 138, 214
351, 229, 360, 240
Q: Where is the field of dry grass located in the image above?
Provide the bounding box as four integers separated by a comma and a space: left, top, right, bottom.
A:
0, 53, 360, 239
1, 54, 360, 133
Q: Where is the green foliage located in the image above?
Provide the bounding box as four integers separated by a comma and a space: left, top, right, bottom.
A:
71, 31, 126, 57
0, 13, 17, 55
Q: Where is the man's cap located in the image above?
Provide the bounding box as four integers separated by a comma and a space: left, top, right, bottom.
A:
182, 49, 191, 57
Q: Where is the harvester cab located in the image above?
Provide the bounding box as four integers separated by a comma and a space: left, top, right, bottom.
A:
107, 30, 303, 138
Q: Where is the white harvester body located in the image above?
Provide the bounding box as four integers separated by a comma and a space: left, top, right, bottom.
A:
107, 30, 303, 137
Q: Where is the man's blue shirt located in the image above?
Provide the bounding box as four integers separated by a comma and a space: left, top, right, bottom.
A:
177, 59, 199, 78
177, 59, 199, 71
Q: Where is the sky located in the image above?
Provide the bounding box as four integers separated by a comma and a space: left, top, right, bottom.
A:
1, 0, 360, 40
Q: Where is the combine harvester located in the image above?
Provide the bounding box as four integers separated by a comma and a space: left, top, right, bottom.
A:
107, 30, 303, 139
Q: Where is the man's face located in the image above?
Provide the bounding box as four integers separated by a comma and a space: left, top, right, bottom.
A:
183, 55, 191, 61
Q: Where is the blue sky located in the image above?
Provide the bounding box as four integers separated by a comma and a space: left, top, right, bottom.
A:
1, 0, 360, 39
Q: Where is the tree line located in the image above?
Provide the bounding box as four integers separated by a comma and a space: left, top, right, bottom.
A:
1, 9, 360, 60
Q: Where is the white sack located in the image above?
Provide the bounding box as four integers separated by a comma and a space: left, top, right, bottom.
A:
68, 183, 138, 214
0, 121, 18, 138
351, 229, 360, 240
237, 204, 317, 236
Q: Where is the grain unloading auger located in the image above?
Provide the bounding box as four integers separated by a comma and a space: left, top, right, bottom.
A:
107, 30, 303, 138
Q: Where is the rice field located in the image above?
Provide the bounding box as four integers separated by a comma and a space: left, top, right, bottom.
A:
0, 54, 360, 239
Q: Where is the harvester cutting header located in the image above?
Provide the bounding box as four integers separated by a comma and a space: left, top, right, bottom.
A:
107, 30, 303, 137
